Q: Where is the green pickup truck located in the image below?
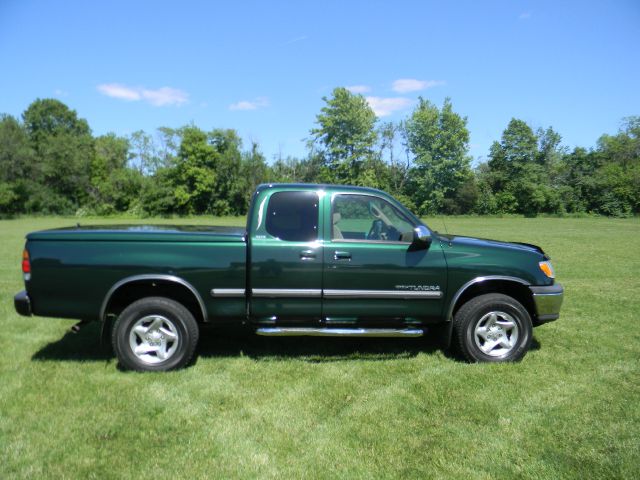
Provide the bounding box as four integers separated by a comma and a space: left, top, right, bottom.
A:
15, 183, 563, 371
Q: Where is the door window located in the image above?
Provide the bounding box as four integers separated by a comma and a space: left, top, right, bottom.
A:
332, 194, 414, 242
265, 191, 319, 241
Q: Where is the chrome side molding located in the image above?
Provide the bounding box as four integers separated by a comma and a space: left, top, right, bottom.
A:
252, 289, 322, 298
324, 289, 442, 299
230, 288, 444, 299
211, 288, 246, 297
255, 327, 424, 337
213, 288, 445, 300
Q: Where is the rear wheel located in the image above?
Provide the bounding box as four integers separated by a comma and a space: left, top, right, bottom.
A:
453, 293, 532, 362
112, 297, 199, 371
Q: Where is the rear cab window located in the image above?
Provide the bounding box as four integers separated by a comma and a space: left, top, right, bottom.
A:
265, 191, 319, 242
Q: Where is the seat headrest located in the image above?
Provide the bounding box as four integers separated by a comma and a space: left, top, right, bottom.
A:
332, 212, 341, 224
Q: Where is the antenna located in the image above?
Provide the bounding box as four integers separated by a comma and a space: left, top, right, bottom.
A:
441, 216, 449, 235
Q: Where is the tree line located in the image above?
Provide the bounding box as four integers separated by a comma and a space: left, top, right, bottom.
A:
1, 90, 638, 217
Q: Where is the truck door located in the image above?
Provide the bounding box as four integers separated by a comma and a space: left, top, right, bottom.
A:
322, 193, 447, 326
249, 189, 324, 324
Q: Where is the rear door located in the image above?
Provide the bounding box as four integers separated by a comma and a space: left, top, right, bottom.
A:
249, 189, 324, 324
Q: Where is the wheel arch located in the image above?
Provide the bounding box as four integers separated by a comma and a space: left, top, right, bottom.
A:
447, 276, 536, 323
100, 275, 208, 324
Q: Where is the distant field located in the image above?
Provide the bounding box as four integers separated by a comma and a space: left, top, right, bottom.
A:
1, 216, 639, 479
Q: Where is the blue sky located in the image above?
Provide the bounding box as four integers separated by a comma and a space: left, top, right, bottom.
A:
1, 0, 638, 163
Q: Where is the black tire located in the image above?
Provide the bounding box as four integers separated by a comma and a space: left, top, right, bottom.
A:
453, 293, 532, 362
112, 297, 199, 372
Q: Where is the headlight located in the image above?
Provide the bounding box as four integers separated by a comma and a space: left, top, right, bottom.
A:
539, 261, 555, 279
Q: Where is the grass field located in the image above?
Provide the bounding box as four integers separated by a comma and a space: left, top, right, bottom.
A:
1, 216, 639, 479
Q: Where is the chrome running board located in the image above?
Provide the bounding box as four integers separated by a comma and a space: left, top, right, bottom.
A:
255, 327, 424, 338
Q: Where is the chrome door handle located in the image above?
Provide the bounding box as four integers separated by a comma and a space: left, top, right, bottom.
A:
334, 251, 351, 260
300, 250, 316, 260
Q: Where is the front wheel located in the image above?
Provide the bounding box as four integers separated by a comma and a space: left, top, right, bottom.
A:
453, 293, 533, 362
112, 297, 199, 371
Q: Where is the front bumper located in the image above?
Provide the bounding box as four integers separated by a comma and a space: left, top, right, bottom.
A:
529, 283, 564, 324
14, 290, 32, 317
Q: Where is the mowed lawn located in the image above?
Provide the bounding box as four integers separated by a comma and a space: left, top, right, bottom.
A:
1, 216, 638, 479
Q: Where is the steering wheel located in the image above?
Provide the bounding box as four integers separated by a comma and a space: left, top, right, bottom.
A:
367, 220, 386, 240
386, 225, 401, 241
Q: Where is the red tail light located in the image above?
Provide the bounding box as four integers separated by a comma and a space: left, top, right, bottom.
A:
22, 249, 31, 274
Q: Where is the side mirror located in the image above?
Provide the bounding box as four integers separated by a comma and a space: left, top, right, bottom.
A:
412, 225, 431, 248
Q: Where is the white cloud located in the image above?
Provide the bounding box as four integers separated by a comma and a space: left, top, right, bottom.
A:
365, 96, 413, 117
392, 78, 445, 93
141, 87, 188, 106
519, 12, 532, 20
97, 83, 188, 106
281, 35, 308, 46
54, 89, 69, 97
98, 83, 140, 101
346, 85, 371, 94
229, 97, 269, 111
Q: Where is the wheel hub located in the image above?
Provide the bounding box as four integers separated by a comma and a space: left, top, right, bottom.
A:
129, 315, 179, 364
145, 330, 165, 345
473, 311, 519, 357
487, 325, 504, 341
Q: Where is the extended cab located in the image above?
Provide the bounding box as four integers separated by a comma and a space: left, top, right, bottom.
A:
14, 184, 564, 370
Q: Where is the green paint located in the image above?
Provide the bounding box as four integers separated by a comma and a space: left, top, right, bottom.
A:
18, 184, 561, 328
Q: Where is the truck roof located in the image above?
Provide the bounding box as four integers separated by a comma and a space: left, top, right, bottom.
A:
254, 183, 423, 226
255, 183, 388, 196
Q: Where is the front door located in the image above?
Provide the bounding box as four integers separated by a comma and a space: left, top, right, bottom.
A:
322, 193, 447, 326
250, 189, 324, 325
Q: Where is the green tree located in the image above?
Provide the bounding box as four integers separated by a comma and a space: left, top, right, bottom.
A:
156, 126, 181, 168
130, 127, 183, 176
239, 142, 269, 212
474, 164, 498, 215
484, 118, 559, 216
405, 98, 471, 214
486, 119, 538, 190
129, 130, 160, 175
378, 121, 411, 198
172, 126, 218, 214
589, 117, 640, 215
140, 167, 177, 216
270, 156, 304, 183
0, 182, 18, 214
89, 134, 143, 214
597, 116, 640, 170
136, 127, 183, 216
22, 99, 94, 212
537, 126, 564, 168
0, 114, 34, 214
310, 87, 378, 184
208, 129, 244, 215
555, 147, 597, 213
167, 126, 246, 215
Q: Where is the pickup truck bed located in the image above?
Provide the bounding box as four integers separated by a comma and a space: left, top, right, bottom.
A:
27, 224, 246, 242
24, 225, 247, 322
